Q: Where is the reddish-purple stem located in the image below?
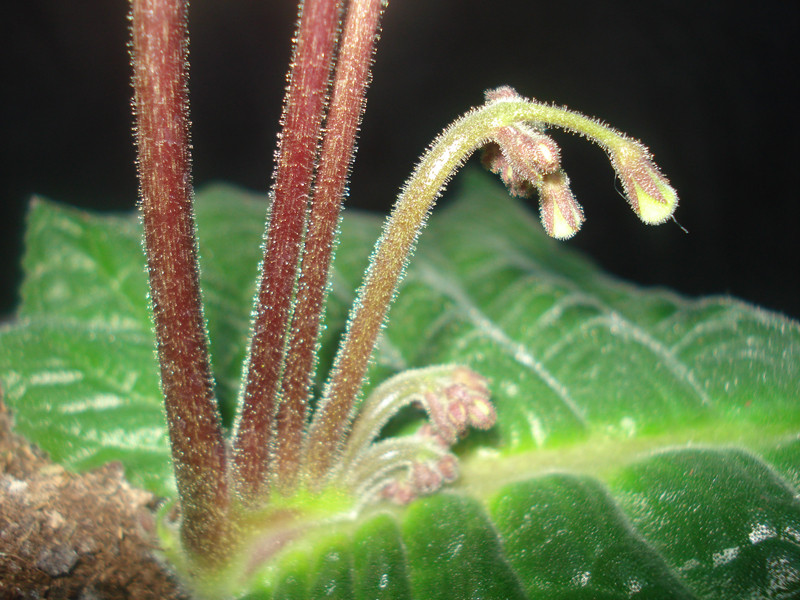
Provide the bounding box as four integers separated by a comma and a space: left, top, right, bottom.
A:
130, 0, 229, 564
232, 0, 342, 504
274, 0, 386, 490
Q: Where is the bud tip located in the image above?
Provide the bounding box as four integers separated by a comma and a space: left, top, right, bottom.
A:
611, 142, 678, 225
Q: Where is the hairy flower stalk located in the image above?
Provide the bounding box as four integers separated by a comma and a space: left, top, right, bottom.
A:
303, 86, 678, 484
134, 0, 679, 586
232, 0, 342, 505
130, 0, 229, 566
275, 0, 387, 492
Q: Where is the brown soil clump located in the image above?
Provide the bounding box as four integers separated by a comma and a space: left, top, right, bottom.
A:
0, 399, 189, 599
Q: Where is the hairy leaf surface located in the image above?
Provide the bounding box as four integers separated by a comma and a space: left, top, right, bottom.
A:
1, 172, 798, 597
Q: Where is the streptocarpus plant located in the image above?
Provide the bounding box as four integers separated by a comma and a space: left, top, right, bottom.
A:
131, 0, 677, 592
4, 0, 798, 598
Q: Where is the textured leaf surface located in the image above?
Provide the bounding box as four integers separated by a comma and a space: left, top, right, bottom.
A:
1, 172, 798, 597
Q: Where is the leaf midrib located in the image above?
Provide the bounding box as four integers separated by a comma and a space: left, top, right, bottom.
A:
455, 421, 799, 501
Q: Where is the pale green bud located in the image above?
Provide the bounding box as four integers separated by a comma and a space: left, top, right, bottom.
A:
610, 141, 678, 225
538, 171, 584, 239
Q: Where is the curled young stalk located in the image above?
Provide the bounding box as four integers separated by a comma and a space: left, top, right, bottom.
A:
303, 86, 678, 486
331, 366, 496, 506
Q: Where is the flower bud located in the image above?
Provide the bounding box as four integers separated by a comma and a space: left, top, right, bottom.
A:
484, 85, 520, 103
481, 124, 562, 199
610, 141, 678, 225
496, 124, 561, 176
538, 171, 584, 239
481, 141, 536, 197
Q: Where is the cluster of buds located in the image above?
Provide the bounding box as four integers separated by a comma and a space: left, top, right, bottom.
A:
481, 86, 678, 238
321, 87, 680, 507
297, 87, 680, 509
331, 366, 496, 505
482, 86, 584, 239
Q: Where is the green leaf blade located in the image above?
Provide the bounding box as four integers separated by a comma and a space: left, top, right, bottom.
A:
0, 315, 172, 494
352, 514, 412, 600
613, 448, 800, 599
403, 493, 528, 600
489, 475, 696, 599
19, 198, 150, 329
1, 172, 798, 598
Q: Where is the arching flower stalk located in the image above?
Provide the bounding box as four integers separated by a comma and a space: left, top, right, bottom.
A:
131, 0, 678, 593
301, 84, 678, 492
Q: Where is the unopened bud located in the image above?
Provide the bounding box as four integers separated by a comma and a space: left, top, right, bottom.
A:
481, 142, 536, 197
482, 124, 563, 199
411, 463, 443, 495
484, 85, 520, 103
380, 481, 416, 505
446, 396, 469, 430
436, 454, 459, 483
610, 141, 678, 224
538, 171, 584, 239
450, 366, 489, 392
495, 124, 561, 177
465, 396, 497, 430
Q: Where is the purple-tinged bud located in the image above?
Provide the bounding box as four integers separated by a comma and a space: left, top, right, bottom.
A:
538, 171, 584, 240
484, 85, 520, 103
465, 396, 497, 430
494, 124, 561, 176
609, 141, 678, 225
374, 452, 460, 505
450, 365, 489, 395
446, 396, 469, 430
411, 462, 443, 495
424, 391, 460, 445
436, 454, 459, 483
380, 481, 415, 505
481, 142, 536, 197
417, 423, 450, 449
481, 124, 563, 199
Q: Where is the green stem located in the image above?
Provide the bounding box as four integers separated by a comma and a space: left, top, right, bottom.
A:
303, 97, 637, 483
130, 0, 228, 566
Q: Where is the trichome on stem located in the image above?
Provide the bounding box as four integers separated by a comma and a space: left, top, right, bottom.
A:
131, 0, 677, 590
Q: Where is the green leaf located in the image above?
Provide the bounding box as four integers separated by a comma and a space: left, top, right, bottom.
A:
351, 514, 412, 600
1, 199, 171, 493
0, 188, 270, 495
1, 171, 798, 598
489, 475, 695, 599
613, 449, 800, 599
403, 493, 528, 600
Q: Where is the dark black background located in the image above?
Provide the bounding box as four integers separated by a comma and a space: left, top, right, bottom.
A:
3, 1, 798, 319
